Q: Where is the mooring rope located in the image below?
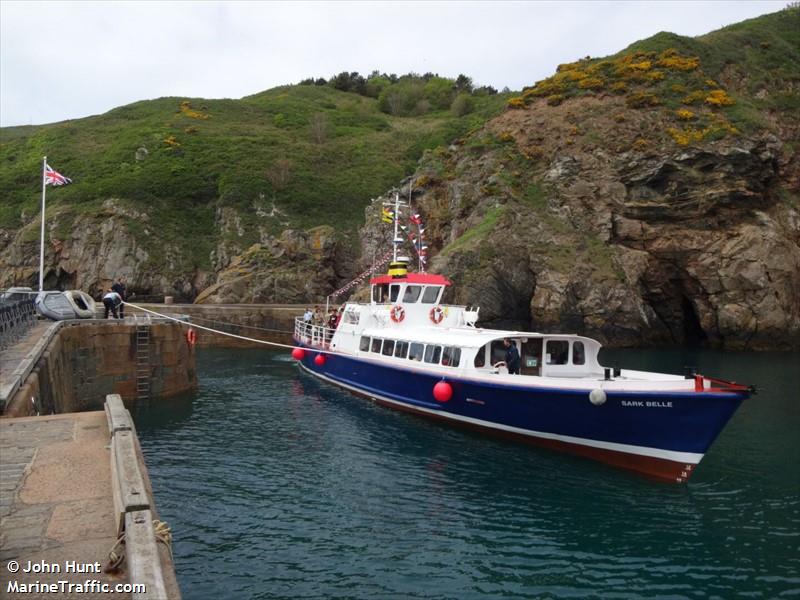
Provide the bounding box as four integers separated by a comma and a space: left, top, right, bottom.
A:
123, 301, 338, 356
176, 313, 294, 335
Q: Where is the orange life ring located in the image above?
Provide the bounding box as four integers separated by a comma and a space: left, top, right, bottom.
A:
390, 305, 405, 323
186, 328, 197, 346
429, 306, 444, 324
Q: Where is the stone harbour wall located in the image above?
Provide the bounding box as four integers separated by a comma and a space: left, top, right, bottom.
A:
4, 320, 196, 417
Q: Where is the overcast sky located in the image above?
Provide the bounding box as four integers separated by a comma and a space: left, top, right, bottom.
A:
0, 0, 787, 128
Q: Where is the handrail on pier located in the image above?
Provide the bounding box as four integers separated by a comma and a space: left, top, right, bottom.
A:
0, 298, 37, 351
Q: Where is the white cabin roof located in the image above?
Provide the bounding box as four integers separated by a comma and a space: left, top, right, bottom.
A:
359, 325, 600, 350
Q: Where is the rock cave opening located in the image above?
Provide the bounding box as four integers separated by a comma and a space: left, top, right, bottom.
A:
681, 296, 708, 346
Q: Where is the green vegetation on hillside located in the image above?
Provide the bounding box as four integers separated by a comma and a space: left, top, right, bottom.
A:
507, 7, 799, 144
0, 79, 509, 269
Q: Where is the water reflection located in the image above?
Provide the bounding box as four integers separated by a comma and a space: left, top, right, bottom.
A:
134, 348, 800, 600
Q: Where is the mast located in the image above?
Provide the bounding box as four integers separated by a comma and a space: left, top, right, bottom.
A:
392, 191, 400, 263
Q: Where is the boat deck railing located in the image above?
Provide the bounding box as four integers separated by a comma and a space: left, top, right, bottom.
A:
294, 318, 336, 348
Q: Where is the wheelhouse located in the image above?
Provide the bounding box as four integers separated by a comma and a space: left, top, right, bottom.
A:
369, 273, 452, 306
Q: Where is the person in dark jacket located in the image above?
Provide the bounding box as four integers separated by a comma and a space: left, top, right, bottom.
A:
111, 277, 127, 318
503, 338, 520, 375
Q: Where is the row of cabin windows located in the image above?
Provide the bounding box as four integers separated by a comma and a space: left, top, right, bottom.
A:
372, 284, 442, 304
359, 336, 461, 367
474, 339, 586, 368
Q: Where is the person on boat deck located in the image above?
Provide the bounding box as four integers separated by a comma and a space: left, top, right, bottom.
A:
111, 277, 127, 318
313, 306, 324, 325
503, 338, 520, 374
327, 309, 338, 329
102, 289, 122, 319
303, 308, 313, 323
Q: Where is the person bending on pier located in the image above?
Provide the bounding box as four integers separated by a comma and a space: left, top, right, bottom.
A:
102, 289, 122, 319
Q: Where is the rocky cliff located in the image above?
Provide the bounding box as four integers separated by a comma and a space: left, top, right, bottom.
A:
359, 10, 800, 350
1, 9, 797, 349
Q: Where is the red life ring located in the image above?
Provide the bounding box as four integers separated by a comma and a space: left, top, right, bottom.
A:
390, 305, 405, 323
429, 306, 444, 324
186, 328, 197, 346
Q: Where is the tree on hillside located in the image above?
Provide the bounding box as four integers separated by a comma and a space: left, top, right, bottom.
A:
310, 113, 329, 144
454, 74, 474, 93
424, 77, 456, 111
451, 93, 475, 116
266, 158, 292, 197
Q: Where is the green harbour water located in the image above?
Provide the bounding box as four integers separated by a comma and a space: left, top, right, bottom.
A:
134, 348, 800, 599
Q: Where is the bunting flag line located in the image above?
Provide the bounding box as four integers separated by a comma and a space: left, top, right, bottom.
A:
331, 249, 394, 298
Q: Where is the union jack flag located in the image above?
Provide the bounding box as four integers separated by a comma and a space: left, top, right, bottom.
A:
45, 164, 71, 186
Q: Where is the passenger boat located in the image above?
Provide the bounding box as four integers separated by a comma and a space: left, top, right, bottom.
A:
292, 199, 753, 483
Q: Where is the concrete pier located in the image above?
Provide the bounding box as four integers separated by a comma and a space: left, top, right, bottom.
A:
0, 402, 180, 598
2, 317, 197, 418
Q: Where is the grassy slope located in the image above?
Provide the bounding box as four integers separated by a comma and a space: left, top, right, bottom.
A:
0, 84, 508, 270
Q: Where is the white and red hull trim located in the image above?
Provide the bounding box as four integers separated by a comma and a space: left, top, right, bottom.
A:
296, 358, 730, 484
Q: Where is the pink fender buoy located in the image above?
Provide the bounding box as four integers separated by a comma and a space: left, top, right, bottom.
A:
314, 354, 326, 366
291, 347, 306, 360
433, 381, 453, 402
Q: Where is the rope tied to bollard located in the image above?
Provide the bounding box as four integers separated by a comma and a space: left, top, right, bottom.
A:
105, 533, 127, 573
153, 519, 174, 561
104, 519, 174, 573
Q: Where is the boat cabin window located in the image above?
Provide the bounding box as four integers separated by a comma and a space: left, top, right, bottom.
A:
390, 284, 401, 302
359, 336, 370, 352
372, 284, 389, 303
474, 346, 486, 368
403, 285, 422, 303
371, 338, 383, 353
424, 345, 442, 364
546, 340, 569, 365
491, 340, 508, 365
382, 339, 395, 356
409, 342, 424, 361
394, 341, 409, 359
343, 309, 360, 325
573, 341, 585, 365
442, 347, 461, 367
421, 286, 441, 304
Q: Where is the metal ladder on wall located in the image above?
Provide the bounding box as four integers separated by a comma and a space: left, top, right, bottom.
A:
135, 316, 151, 401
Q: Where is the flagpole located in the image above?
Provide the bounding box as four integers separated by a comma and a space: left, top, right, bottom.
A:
39, 156, 47, 292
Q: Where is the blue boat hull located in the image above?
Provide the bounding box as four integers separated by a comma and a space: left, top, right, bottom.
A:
294, 346, 746, 482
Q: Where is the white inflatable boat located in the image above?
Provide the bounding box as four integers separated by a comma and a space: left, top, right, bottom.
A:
36, 290, 97, 320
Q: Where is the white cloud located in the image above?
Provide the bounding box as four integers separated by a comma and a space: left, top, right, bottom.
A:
0, 0, 787, 126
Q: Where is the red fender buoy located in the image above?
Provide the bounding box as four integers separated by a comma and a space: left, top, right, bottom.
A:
291, 347, 306, 360
314, 354, 326, 366
433, 381, 453, 402
186, 328, 197, 346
